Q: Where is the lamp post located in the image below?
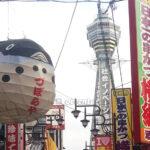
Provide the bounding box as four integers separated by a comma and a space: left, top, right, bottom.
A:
71, 99, 101, 118
71, 99, 106, 150
83, 141, 94, 150
71, 99, 104, 128
72, 99, 105, 132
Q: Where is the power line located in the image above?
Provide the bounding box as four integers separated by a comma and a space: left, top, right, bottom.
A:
55, 80, 132, 111
110, 1, 124, 89
54, 0, 78, 70
110, 0, 133, 140
0, 0, 113, 3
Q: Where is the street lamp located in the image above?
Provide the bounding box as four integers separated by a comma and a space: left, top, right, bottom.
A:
71, 109, 81, 118
72, 99, 104, 129
71, 99, 101, 119
71, 98, 81, 118
80, 108, 90, 128
56, 116, 64, 126
55, 109, 64, 126
90, 114, 108, 136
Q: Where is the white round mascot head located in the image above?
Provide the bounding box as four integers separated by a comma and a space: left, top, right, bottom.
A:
0, 39, 55, 123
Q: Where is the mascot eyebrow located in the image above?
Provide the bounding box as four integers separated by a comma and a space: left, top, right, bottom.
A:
31, 52, 49, 63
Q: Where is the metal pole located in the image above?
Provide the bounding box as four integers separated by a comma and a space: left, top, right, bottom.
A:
113, 113, 116, 150
60, 130, 62, 150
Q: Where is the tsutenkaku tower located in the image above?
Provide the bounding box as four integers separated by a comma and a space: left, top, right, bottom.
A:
87, 1, 120, 138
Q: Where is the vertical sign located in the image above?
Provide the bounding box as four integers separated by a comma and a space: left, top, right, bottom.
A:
18, 124, 24, 150
6, 124, 18, 150
129, 0, 150, 143
128, 0, 150, 144
136, 0, 150, 143
100, 64, 112, 134
112, 88, 132, 149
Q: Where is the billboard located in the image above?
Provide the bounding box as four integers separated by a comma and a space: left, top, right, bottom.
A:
112, 88, 132, 149
46, 105, 65, 130
128, 0, 150, 143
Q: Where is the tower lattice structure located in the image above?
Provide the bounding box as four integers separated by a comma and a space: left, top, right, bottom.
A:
87, 2, 120, 141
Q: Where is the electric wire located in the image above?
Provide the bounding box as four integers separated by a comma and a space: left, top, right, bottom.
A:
110, 0, 124, 90
7, 0, 10, 39
0, 0, 114, 3
54, 0, 78, 70
55, 80, 131, 111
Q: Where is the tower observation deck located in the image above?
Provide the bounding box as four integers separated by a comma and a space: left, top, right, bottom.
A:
87, 12, 120, 59
87, 3, 120, 141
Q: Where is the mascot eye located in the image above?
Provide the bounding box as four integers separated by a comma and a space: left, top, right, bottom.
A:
42, 68, 47, 74
52, 76, 55, 84
2, 75, 10, 82
33, 65, 39, 71
16, 66, 24, 74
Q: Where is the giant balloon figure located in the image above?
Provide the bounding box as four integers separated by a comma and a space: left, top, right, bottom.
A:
0, 39, 55, 123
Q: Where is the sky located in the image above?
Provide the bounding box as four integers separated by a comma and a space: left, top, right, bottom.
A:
0, 0, 131, 150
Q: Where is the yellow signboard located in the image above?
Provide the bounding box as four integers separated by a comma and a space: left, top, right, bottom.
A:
111, 88, 133, 149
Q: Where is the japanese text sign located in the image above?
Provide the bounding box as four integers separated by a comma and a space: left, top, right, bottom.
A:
135, 0, 150, 143
6, 124, 18, 150
112, 88, 132, 150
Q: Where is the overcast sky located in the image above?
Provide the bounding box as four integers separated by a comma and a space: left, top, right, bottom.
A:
0, 0, 130, 149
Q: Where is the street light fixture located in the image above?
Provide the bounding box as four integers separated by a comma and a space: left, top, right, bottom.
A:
71, 109, 81, 118
72, 99, 104, 129
90, 128, 99, 137
90, 115, 106, 136
81, 119, 90, 128
71, 98, 81, 118
56, 116, 64, 126
71, 99, 101, 119
55, 109, 64, 126
80, 108, 90, 128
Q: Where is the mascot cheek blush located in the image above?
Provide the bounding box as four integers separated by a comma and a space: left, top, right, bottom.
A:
0, 39, 55, 123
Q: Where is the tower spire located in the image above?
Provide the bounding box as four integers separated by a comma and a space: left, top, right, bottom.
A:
97, 0, 101, 16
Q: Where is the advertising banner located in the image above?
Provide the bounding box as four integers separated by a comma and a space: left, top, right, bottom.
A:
134, 0, 150, 143
112, 88, 132, 149
6, 124, 18, 150
95, 136, 112, 150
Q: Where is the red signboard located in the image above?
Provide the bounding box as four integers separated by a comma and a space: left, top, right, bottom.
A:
128, 0, 150, 144
6, 124, 18, 150
46, 105, 65, 130
95, 136, 112, 150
